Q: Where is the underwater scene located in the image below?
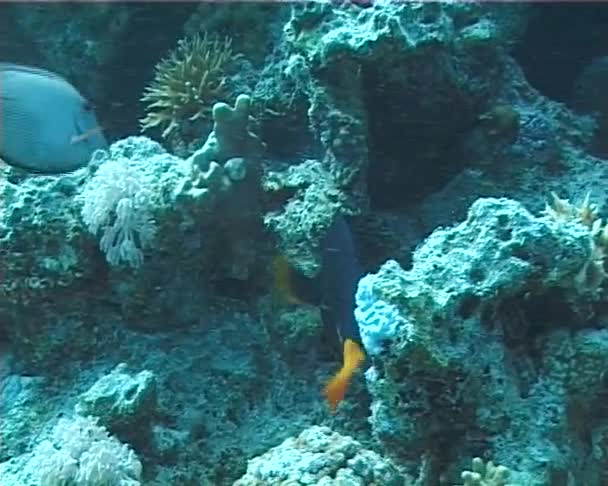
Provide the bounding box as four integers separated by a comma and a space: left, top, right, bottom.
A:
2, 1, 608, 485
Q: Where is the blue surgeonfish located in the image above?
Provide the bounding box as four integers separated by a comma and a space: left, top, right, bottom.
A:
0, 63, 107, 173
273, 215, 366, 412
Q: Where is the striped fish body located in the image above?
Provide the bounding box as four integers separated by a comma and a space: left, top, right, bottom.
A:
0, 63, 107, 173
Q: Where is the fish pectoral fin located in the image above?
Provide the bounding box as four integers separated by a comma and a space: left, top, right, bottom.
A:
272, 255, 303, 305
272, 255, 321, 306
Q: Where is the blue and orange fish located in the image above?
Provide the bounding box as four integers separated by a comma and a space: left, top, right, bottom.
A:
274, 215, 366, 412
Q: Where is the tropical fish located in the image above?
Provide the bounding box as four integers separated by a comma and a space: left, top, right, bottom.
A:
274, 215, 366, 412
318, 215, 366, 411
0, 63, 107, 173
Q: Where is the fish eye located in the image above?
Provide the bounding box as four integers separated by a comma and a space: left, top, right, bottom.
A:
83, 101, 94, 112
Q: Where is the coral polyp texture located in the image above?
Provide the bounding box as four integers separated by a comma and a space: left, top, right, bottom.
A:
234, 425, 403, 486
24, 415, 142, 486
140, 32, 233, 140
79, 154, 158, 269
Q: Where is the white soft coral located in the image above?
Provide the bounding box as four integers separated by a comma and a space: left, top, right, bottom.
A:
80, 157, 157, 268
29, 415, 142, 486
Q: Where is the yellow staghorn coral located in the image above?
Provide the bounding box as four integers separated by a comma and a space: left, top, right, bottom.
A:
140, 32, 233, 139
544, 191, 599, 228
544, 191, 608, 248
544, 192, 608, 291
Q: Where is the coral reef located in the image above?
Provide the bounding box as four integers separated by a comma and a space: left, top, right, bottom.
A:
3, 2, 608, 485
188, 93, 265, 171
0, 94, 265, 367
0, 374, 46, 462
234, 425, 404, 486
263, 159, 348, 276
79, 154, 158, 268
5, 3, 135, 96
459, 457, 515, 486
140, 32, 234, 142
0, 90, 316, 484
258, 298, 324, 358
356, 197, 608, 483
75, 363, 157, 436
1, 415, 142, 486
281, 1, 529, 210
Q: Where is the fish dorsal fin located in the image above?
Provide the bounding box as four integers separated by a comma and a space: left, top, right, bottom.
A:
0, 62, 84, 108
0, 63, 70, 84
0, 63, 80, 102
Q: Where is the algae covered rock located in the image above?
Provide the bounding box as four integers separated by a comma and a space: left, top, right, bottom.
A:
0, 93, 267, 366
355, 197, 603, 483
263, 159, 348, 276
76, 363, 157, 434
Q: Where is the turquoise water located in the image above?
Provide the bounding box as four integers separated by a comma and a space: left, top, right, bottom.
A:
1, 2, 608, 485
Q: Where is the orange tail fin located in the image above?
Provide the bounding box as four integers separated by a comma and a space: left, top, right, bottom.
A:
323, 339, 365, 412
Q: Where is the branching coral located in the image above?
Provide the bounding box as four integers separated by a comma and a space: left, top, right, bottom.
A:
79, 153, 157, 269
544, 191, 601, 229
544, 192, 608, 291
140, 32, 233, 139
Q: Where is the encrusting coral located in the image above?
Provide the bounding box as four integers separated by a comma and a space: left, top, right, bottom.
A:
233, 425, 403, 485
140, 32, 233, 140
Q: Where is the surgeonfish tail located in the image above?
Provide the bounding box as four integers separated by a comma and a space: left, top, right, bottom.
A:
323, 338, 365, 412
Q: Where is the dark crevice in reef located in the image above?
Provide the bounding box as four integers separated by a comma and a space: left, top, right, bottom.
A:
486, 291, 577, 350
479, 291, 578, 400
513, 3, 608, 106
260, 99, 318, 162
483, 289, 579, 387
0, 323, 9, 350
362, 55, 479, 211
0, 11, 42, 67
